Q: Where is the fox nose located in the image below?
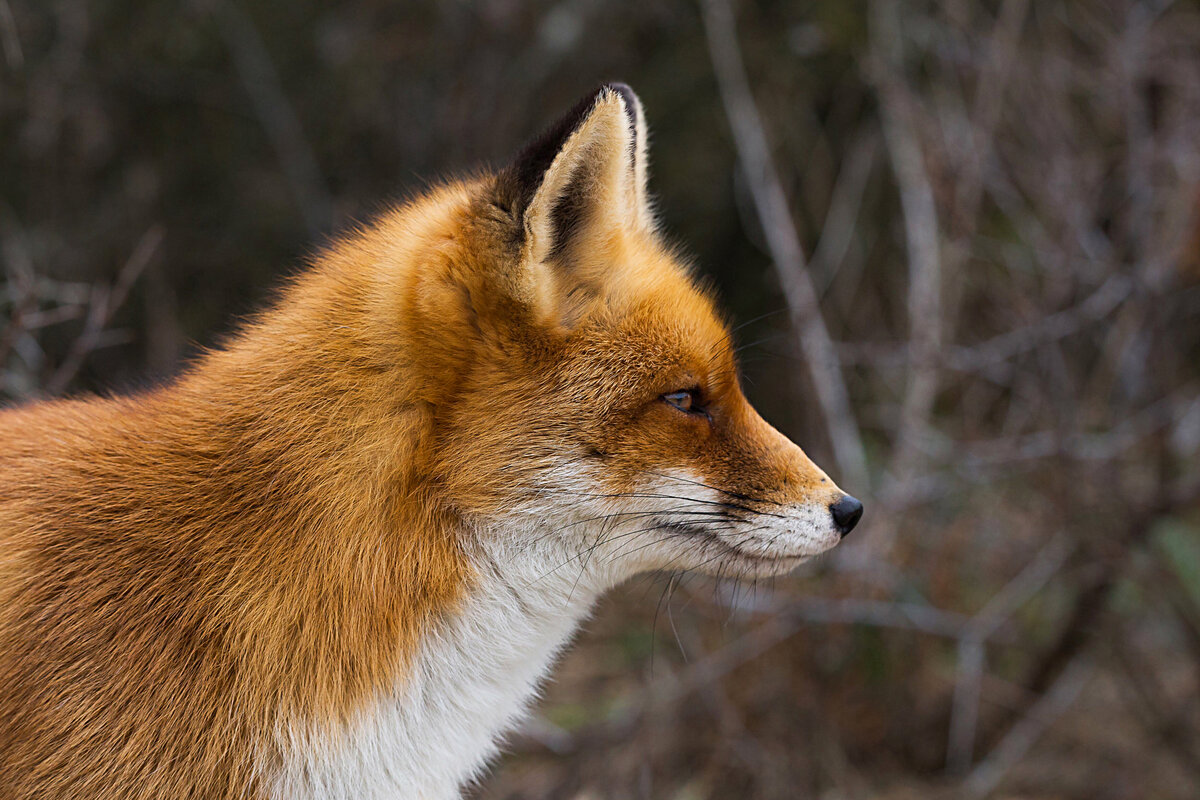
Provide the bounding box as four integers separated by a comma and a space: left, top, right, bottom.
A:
830, 495, 863, 537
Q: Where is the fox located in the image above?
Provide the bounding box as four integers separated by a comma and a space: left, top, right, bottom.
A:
0, 84, 862, 799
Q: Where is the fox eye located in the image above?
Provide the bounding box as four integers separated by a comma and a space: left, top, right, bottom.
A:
662, 389, 703, 414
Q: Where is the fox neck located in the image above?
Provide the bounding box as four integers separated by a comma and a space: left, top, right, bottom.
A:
167, 190, 620, 796
272, 518, 618, 800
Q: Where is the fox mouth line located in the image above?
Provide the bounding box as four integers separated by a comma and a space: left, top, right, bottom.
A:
656, 520, 810, 565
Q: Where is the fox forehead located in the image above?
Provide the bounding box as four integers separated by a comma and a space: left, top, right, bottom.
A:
565, 309, 733, 409
565, 241, 733, 384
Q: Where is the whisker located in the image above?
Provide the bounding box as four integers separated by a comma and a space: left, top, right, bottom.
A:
729, 306, 788, 336
643, 471, 784, 509
529, 487, 772, 516
666, 574, 687, 664
515, 508, 740, 552
526, 520, 722, 588
602, 519, 739, 565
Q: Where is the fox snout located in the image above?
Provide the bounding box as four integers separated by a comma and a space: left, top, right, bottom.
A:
669, 401, 862, 573
830, 494, 864, 537
748, 412, 863, 538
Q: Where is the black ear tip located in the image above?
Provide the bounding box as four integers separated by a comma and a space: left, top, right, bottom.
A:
598, 83, 641, 150
602, 82, 638, 105
601, 82, 641, 118
495, 83, 642, 221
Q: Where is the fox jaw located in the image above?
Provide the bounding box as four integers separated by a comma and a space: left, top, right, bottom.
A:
438, 84, 862, 589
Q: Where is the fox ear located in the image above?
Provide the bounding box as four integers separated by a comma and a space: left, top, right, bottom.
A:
493, 84, 653, 316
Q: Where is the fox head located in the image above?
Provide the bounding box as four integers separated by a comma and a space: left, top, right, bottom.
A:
381, 84, 861, 583
0, 83, 863, 799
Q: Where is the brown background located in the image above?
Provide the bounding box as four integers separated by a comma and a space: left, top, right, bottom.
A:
3, 1, 1200, 797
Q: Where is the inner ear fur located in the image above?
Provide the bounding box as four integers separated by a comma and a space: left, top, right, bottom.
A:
492, 84, 654, 325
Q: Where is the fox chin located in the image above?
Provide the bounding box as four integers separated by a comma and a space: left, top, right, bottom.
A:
0, 83, 862, 800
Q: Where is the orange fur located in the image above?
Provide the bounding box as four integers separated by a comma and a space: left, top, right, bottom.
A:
0, 85, 853, 799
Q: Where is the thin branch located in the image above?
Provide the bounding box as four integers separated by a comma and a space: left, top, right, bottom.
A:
955, 388, 1193, 466
834, 272, 1135, 375
0, 0, 22, 71
1107, 620, 1200, 779
45, 225, 163, 396
947, 637, 986, 774
784, 596, 974, 639
946, 274, 1134, 373
947, 534, 1073, 772
970, 535, 1074, 639
868, 0, 944, 557
700, 0, 868, 492
811, 131, 878, 296
508, 593, 981, 757
959, 0, 1031, 234
986, 485, 1200, 756
0, 277, 35, 369
964, 656, 1094, 797
214, 0, 332, 236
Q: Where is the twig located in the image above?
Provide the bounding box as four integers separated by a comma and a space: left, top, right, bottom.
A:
1107, 619, 1200, 779
700, 0, 868, 492
984, 483, 1200, 757
955, 388, 1192, 466
946, 534, 1073, 772
0, 0, 22, 71
0, 279, 35, 368
971, 535, 1074, 639
509, 593, 982, 757
45, 225, 163, 396
964, 655, 1094, 797
0, 205, 37, 368
833, 272, 1135, 375
610, 596, 973, 733
945, 274, 1134, 373
867, 0, 944, 557
0, 0, 21, 70
959, 0, 1031, 235
811, 132, 878, 296
946, 638, 986, 775
784, 596, 974, 640
214, 0, 332, 236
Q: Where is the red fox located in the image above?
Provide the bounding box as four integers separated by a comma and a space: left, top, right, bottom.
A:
0, 84, 862, 799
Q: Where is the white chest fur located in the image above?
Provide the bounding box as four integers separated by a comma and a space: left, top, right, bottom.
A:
269, 540, 607, 800
267, 469, 746, 799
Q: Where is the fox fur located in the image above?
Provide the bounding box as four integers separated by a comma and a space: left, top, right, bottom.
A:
0, 84, 859, 799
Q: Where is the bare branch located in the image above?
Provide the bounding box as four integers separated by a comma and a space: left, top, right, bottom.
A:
867, 0, 944, 557
700, 0, 868, 492
214, 0, 332, 236
834, 272, 1135, 375
0, 0, 22, 71
45, 225, 163, 396
811, 132, 878, 296
947, 534, 1074, 772
947, 637, 986, 774
965, 656, 1094, 797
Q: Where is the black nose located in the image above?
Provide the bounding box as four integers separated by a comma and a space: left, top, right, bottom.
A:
830, 495, 863, 537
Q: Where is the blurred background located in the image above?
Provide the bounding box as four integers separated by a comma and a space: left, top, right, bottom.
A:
3, 0, 1200, 797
